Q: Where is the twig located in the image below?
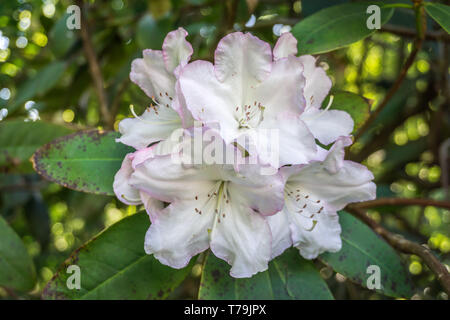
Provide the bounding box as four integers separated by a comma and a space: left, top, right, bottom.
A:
2, 287, 19, 299
353, 198, 450, 210
353, 3, 427, 142
347, 206, 450, 295
109, 80, 129, 129
381, 24, 450, 43
76, 0, 112, 128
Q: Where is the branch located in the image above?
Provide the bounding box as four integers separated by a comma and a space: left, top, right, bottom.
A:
381, 24, 450, 43
77, 0, 112, 128
353, 198, 450, 210
347, 206, 450, 295
109, 80, 129, 128
353, 3, 427, 142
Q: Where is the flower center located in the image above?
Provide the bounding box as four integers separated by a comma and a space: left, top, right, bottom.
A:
285, 184, 325, 232
192, 181, 230, 227
236, 101, 265, 129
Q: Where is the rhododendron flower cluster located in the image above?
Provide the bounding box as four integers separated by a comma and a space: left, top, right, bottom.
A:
114, 28, 376, 278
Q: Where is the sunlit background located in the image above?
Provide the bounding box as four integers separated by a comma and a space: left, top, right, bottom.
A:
0, 0, 448, 300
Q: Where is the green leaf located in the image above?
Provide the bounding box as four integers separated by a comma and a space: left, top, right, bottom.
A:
32, 130, 133, 195
0, 216, 36, 292
199, 248, 333, 300
9, 61, 67, 113
49, 13, 77, 57
0, 120, 73, 171
425, 3, 450, 33
324, 91, 371, 133
292, 2, 394, 54
43, 212, 193, 300
136, 14, 172, 50
320, 211, 414, 298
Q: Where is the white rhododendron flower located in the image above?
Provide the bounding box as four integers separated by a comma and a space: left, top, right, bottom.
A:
113, 29, 376, 278
128, 131, 285, 278
178, 32, 318, 168
268, 136, 376, 260
117, 27, 194, 150
273, 32, 354, 145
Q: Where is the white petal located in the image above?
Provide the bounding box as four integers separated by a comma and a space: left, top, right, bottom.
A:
130, 153, 220, 203
298, 55, 332, 110
144, 193, 215, 269
282, 193, 342, 259
172, 78, 194, 128
273, 32, 298, 60
178, 60, 240, 143
210, 196, 272, 278
214, 32, 272, 84
300, 108, 354, 145
225, 163, 285, 215
162, 27, 193, 73
258, 112, 317, 167
266, 212, 292, 259
288, 137, 376, 211
117, 106, 182, 150
251, 55, 306, 119
139, 190, 165, 222
130, 49, 175, 106
113, 153, 142, 205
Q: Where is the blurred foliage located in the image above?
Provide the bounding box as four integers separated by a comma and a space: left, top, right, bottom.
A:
0, 0, 448, 300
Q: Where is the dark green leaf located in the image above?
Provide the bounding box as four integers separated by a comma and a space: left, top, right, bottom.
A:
9, 61, 67, 113
32, 130, 133, 195
0, 216, 36, 292
43, 212, 193, 300
136, 14, 172, 50
0, 120, 73, 171
49, 13, 78, 57
320, 211, 414, 298
292, 2, 394, 54
199, 248, 333, 300
425, 3, 450, 33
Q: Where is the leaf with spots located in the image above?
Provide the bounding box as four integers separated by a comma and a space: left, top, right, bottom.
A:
43, 211, 193, 300
320, 211, 415, 298
0, 216, 37, 292
32, 130, 133, 196
199, 248, 334, 300
292, 2, 394, 54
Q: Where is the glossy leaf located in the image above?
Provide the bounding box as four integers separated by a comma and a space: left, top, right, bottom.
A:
320, 211, 414, 298
43, 212, 193, 300
0, 119, 73, 171
0, 216, 36, 292
199, 248, 333, 300
32, 130, 133, 195
425, 3, 450, 33
292, 2, 394, 54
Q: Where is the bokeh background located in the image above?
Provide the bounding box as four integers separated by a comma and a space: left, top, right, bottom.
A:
0, 0, 448, 300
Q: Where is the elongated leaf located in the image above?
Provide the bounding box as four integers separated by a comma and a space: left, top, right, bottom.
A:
320, 211, 414, 298
43, 212, 193, 300
199, 248, 333, 300
0, 216, 36, 291
292, 2, 394, 54
32, 130, 133, 195
425, 3, 450, 33
0, 120, 73, 171
9, 61, 67, 113
324, 91, 371, 133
